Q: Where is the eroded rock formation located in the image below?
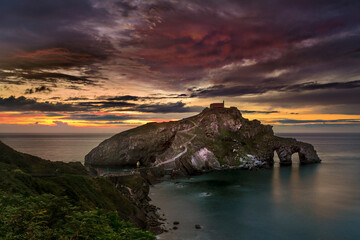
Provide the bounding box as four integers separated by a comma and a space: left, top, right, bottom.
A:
85, 107, 321, 175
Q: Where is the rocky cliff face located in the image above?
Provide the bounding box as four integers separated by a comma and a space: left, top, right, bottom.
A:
85, 107, 321, 175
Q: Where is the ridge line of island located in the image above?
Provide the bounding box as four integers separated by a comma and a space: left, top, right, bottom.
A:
85, 104, 321, 178
83, 104, 321, 233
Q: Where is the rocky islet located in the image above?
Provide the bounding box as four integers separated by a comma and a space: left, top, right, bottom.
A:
85, 107, 321, 176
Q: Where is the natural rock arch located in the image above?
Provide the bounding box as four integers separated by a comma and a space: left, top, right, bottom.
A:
272, 138, 320, 165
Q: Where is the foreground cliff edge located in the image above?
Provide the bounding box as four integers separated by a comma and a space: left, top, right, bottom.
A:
0, 141, 159, 239
85, 107, 321, 176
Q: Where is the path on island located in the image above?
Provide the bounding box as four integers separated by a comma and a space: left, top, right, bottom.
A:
101, 119, 199, 176
155, 119, 198, 167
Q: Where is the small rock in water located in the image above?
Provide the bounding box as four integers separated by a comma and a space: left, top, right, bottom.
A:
199, 192, 212, 197
173, 221, 180, 225
173, 226, 178, 230
195, 224, 202, 229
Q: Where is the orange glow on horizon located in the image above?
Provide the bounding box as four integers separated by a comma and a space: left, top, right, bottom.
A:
1, 108, 359, 132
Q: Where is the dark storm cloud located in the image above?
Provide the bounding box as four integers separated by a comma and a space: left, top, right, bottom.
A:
132, 101, 203, 113
0, 0, 133, 89
95, 94, 190, 102
1, 0, 360, 119
116, 0, 138, 17
65, 97, 90, 101
128, 0, 360, 75
79, 99, 202, 113
284, 80, 360, 92
0, 79, 26, 85
1, 0, 359, 84
213, 33, 360, 88
45, 112, 66, 117
0, 96, 81, 112
3, 48, 98, 70
0, 70, 25, 85
79, 100, 203, 113
244, 89, 360, 107
118, 0, 360, 111
2, 70, 100, 90
241, 110, 279, 114
242, 88, 360, 115
189, 84, 275, 98
25, 86, 52, 94
189, 80, 360, 98
78, 101, 137, 108
20, 71, 95, 85
0, 1, 114, 69
65, 113, 142, 121
104, 95, 140, 101
1, 0, 359, 74
0, 96, 203, 114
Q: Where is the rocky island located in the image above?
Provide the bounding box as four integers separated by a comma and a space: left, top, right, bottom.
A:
85, 106, 321, 176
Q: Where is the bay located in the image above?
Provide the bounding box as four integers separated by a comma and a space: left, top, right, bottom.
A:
1, 132, 359, 239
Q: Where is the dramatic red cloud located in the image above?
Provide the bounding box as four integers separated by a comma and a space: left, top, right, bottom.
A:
131, 12, 290, 72
9, 48, 94, 68
127, 3, 356, 76
1, 0, 360, 133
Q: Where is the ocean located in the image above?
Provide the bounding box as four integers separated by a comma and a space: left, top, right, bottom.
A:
0, 133, 113, 163
1, 133, 359, 240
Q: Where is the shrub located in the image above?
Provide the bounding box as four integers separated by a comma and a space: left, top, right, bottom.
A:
0, 192, 155, 240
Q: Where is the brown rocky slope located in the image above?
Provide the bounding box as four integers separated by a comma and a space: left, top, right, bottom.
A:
85, 107, 321, 175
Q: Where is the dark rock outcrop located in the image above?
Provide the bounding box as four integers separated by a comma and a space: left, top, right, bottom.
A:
273, 137, 321, 165
85, 107, 321, 175
108, 175, 162, 234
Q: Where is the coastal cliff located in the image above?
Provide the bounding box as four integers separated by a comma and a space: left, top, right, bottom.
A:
0, 141, 160, 238
85, 107, 321, 175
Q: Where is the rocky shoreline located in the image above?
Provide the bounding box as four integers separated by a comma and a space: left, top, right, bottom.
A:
98, 158, 270, 235
105, 174, 164, 234
85, 107, 322, 234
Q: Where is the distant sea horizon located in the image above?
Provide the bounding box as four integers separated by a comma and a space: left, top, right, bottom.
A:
1, 132, 359, 239
0, 132, 359, 163
0, 132, 114, 163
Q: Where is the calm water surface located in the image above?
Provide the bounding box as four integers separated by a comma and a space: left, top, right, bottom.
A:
1, 133, 359, 239
151, 133, 360, 240
0, 133, 113, 163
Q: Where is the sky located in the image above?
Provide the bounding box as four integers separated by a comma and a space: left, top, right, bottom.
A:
1, 0, 360, 133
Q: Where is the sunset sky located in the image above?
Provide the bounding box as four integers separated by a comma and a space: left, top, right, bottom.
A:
1, 0, 360, 133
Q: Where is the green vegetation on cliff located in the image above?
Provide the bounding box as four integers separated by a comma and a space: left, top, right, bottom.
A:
0, 192, 154, 240
0, 141, 155, 240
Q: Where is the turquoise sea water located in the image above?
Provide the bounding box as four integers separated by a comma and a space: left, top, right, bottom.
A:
151, 133, 360, 240
1, 133, 359, 239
